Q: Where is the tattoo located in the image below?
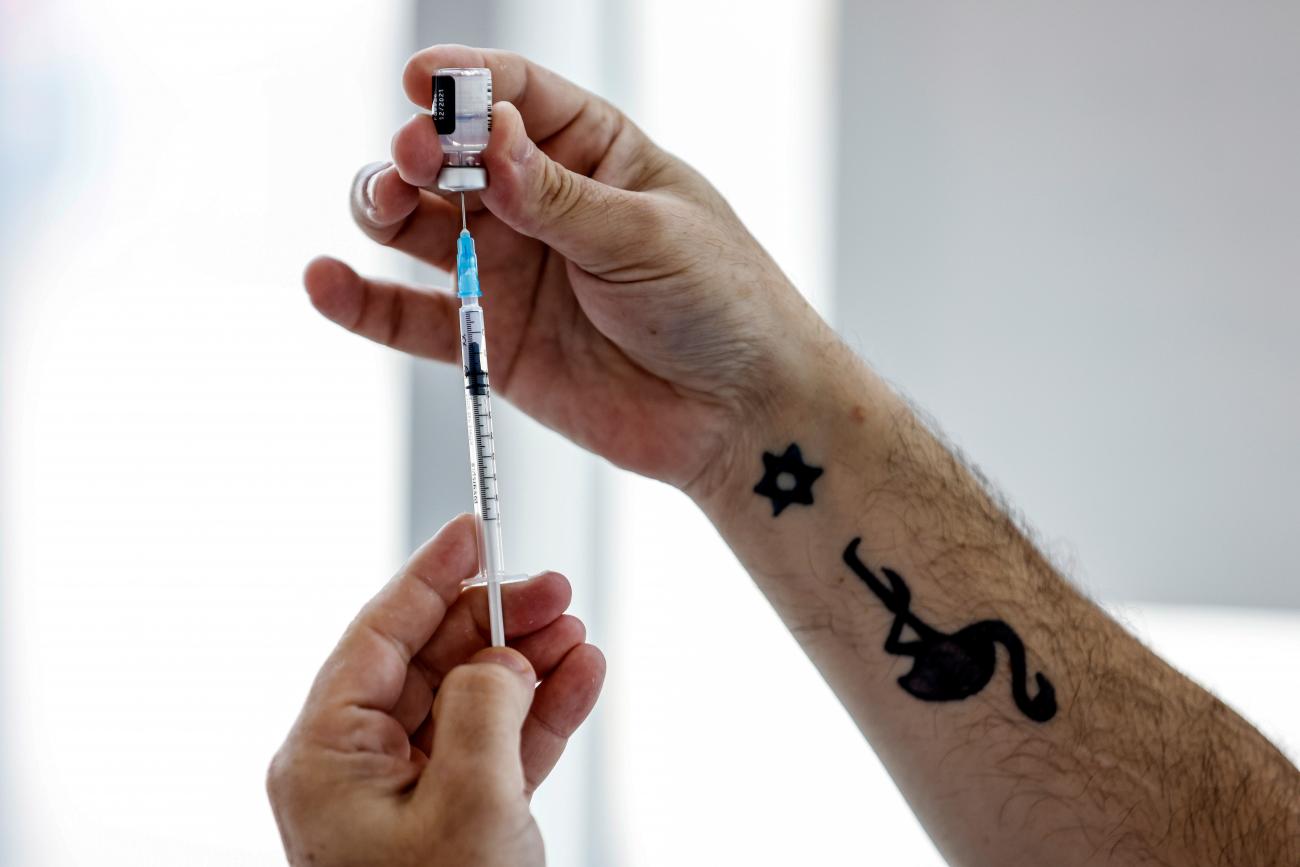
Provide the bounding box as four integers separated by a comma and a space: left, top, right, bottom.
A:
843, 538, 1057, 723
753, 444, 824, 516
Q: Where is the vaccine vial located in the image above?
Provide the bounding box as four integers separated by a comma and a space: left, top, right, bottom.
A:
432, 67, 493, 192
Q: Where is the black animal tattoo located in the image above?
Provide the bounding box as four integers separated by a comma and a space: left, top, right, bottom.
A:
843, 538, 1057, 723
754, 444, 823, 516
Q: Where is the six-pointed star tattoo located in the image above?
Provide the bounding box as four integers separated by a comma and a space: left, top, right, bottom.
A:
754, 443, 824, 516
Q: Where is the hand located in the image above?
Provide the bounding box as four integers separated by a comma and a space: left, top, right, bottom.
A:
267, 514, 605, 867
304, 44, 829, 496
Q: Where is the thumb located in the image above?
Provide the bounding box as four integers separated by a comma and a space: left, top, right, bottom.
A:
482, 101, 660, 273
422, 648, 535, 801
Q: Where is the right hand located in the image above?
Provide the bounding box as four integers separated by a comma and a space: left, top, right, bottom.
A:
304, 44, 830, 497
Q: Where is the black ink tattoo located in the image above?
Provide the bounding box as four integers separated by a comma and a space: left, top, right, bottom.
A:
843, 538, 1057, 723
753, 444, 824, 516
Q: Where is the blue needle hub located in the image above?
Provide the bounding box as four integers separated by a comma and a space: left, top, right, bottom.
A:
456, 229, 481, 298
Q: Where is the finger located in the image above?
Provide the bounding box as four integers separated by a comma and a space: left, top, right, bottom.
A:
521, 643, 606, 795
390, 111, 445, 189
392, 665, 434, 735
407, 614, 585, 758
303, 256, 459, 362
423, 648, 535, 800
349, 161, 461, 268
308, 514, 476, 717
386, 114, 489, 229
403, 44, 612, 147
349, 161, 419, 241
482, 102, 663, 274
403, 45, 646, 183
412, 571, 573, 689
510, 614, 586, 679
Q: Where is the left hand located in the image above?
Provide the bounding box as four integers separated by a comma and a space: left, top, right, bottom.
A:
305, 45, 829, 497
266, 513, 605, 867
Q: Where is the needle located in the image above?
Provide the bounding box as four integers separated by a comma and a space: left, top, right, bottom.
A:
460, 192, 467, 231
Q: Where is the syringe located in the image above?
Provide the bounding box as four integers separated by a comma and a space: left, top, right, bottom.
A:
455, 198, 506, 647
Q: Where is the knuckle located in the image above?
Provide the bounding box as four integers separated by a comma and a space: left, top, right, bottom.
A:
442, 662, 515, 700
628, 196, 674, 247
265, 747, 299, 803
537, 160, 584, 222
499, 50, 528, 83
600, 195, 676, 269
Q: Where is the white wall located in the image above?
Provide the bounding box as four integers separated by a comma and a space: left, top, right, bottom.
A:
1, 2, 409, 863
834, 3, 1300, 607
601, 2, 958, 866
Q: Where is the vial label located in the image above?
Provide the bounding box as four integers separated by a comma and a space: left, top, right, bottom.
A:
433, 67, 492, 182
432, 75, 456, 134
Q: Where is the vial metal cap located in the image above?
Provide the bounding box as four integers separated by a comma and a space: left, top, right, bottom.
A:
438, 165, 488, 193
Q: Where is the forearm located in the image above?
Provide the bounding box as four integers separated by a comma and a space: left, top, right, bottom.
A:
694, 327, 1299, 866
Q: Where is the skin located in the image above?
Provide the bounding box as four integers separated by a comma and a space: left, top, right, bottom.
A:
267, 514, 604, 867
286, 43, 1300, 867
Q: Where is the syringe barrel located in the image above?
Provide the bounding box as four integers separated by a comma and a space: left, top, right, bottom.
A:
459, 300, 506, 646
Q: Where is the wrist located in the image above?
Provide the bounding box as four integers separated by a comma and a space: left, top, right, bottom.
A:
688, 309, 900, 530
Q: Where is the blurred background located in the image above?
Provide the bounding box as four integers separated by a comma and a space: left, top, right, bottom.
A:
2, 1, 1297, 864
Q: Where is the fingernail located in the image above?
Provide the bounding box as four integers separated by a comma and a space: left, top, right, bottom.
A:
476, 647, 531, 676
361, 161, 391, 220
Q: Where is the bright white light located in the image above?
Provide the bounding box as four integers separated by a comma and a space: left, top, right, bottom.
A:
2, 1, 406, 863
